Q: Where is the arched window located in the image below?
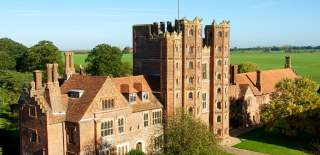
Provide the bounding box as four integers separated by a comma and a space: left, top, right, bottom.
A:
188, 92, 193, 100
218, 47, 222, 52
218, 60, 222, 66
176, 78, 179, 85
176, 93, 179, 99
217, 73, 222, 80
217, 88, 222, 94
176, 62, 179, 70
188, 107, 193, 114
219, 31, 223, 37
217, 129, 222, 135
189, 61, 194, 69
136, 142, 143, 150
189, 29, 194, 36
217, 102, 222, 109
217, 115, 221, 123
189, 77, 194, 85
189, 46, 194, 54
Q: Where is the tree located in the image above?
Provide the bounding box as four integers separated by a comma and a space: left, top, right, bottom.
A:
156, 113, 223, 155
262, 77, 320, 136
238, 62, 258, 73
0, 38, 28, 70
86, 44, 131, 77
20, 40, 62, 71
0, 51, 15, 70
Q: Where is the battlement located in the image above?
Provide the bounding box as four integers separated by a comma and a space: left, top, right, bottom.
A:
213, 20, 231, 28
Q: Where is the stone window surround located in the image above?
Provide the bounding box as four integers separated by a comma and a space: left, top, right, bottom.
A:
102, 98, 115, 110
143, 112, 149, 128
117, 116, 125, 134
28, 104, 36, 118
28, 128, 38, 143
141, 92, 149, 102
116, 142, 130, 155
101, 118, 114, 137
152, 110, 162, 125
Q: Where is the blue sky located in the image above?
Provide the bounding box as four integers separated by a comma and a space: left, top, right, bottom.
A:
0, 0, 319, 50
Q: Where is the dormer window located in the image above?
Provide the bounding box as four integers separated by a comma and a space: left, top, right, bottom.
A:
68, 89, 84, 98
142, 92, 149, 102
129, 93, 137, 103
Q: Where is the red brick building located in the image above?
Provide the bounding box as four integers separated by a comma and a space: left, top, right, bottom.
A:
19, 52, 163, 155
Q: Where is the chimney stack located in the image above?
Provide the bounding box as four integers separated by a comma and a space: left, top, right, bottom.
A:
46, 64, 53, 84
53, 63, 59, 84
33, 70, 43, 90
64, 52, 75, 79
256, 70, 262, 92
285, 56, 291, 68
231, 65, 238, 85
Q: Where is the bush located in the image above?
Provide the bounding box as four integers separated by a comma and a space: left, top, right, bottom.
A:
238, 62, 258, 73
126, 149, 145, 155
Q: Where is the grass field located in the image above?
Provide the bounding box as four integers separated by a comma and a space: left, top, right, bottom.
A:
233, 128, 314, 155
73, 52, 320, 83
231, 51, 320, 83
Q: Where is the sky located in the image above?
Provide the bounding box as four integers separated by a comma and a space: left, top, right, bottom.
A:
0, 0, 319, 50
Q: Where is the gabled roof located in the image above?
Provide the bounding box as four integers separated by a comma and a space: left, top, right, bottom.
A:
60, 75, 162, 122
60, 75, 107, 122
235, 68, 298, 96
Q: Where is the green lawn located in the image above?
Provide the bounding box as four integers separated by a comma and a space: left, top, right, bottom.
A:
231, 51, 320, 83
73, 53, 132, 66
234, 128, 314, 155
73, 52, 320, 83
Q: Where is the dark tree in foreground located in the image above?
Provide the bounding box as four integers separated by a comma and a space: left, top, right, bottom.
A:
262, 77, 320, 136
85, 44, 131, 77
238, 62, 258, 73
155, 113, 223, 155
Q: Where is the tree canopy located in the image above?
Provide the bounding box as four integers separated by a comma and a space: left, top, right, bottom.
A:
262, 77, 320, 136
19, 40, 62, 71
157, 113, 223, 155
0, 38, 28, 70
85, 44, 131, 77
238, 62, 258, 73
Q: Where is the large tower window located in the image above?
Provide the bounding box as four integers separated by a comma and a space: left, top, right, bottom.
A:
189, 46, 194, 54
202, 64, 208, 79
218, 60, 222, 66
217, 115, 222, 123
217, 73, 222, 80
189, 77, 194, 85
189, 61, 194, 69
218, 31, 223, 37
188, 92, 193, 100
217, 101, 222, 109
189, 29, 194, 36
217, 88, 222, 94
218, 47, 222, 52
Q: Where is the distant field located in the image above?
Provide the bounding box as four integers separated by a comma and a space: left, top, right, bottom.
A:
72, 53, 133, 66
73, 52, 320, 83
231, 51, 320, 83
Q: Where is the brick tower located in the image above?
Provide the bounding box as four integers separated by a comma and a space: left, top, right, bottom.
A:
133, 18, 230, 138
205, 20, 231, 138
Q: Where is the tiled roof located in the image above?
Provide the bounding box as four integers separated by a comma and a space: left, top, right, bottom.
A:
60, 75, 162, 122
60, 75, 107, 122
235, 68, 298, 96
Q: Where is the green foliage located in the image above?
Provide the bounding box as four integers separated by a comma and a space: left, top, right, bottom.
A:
159, 113, 222, 155
0, 51, 15, 70
126, 149, 145, 155
0, 70, 32, 105
238, 62, 258, 73
0, 38, 28, 70
19, 40, 62, 72
262, 77, 320, 136
85, 44, 131, 77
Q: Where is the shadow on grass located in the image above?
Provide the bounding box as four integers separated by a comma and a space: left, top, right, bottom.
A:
236, 127, 315, 153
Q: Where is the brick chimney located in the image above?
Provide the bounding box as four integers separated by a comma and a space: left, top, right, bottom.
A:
53, 63, 59, 84
33, 70, 43, 90
64, 52, 75, 79
256, 70, 262, 92
231, 65, 238, 85
284, 56, 291, 68
46, 64, 53, 84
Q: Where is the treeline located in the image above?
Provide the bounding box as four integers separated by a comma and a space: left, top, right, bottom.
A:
231, 45, 320, 53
